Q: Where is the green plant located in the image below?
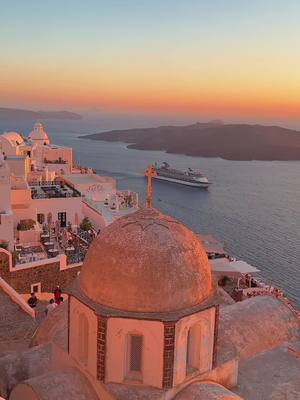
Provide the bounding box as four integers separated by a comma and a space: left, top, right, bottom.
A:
0, 241, 9, 250
17, 219, 36, 231
80, 217, 93, 232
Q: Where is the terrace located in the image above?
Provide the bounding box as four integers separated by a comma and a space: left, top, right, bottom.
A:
14, 242, 49, 265
29, 181, 81, 199
84, 190, 139, 225
14, 228, 92, 267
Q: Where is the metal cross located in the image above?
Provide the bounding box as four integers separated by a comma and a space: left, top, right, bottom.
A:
144, 164, 157, 208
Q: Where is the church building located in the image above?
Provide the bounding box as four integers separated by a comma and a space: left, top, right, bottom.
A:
0, 207, 300, 399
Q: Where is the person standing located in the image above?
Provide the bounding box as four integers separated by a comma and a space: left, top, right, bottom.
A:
54, 285, 62, 305
27, 292, 38, 308
45, 299, 57, 315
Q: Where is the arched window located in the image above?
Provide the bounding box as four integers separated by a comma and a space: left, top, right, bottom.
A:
186, 323, 201, 375
78, 313, 89, 366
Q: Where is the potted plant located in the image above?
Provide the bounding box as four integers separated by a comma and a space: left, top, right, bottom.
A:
17, 219, 36, 231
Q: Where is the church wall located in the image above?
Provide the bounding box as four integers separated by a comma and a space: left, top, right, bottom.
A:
69, 296, 98, 379
106, 317, 164, 388
0, 253, 81, 294
173, 307, 215, 386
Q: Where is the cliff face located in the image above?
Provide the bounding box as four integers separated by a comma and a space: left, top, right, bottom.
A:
81, 122, 300, 161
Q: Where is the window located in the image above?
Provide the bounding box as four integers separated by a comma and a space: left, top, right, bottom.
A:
126, 334, 143, 381
58, 212, 67, 228
31, 283, 41, 293
37, 213, 45, 224
78, 313, 89, 366
186, 324, 201, 375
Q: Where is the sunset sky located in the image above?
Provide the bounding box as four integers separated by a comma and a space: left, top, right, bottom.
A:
1, 0, 300, 121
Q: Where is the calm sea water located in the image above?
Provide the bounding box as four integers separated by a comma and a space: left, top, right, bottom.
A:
1, 118, 300, 306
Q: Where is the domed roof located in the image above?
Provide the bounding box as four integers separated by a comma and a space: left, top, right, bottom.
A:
80, 208, 212, 313
28, 122, 50, 144
1, 131, 24, 146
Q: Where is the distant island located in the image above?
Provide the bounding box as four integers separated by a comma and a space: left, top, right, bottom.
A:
0, 107, 82, 120
80, 121, 300, 161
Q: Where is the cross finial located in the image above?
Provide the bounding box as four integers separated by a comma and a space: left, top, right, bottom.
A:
144, 164, 157, 208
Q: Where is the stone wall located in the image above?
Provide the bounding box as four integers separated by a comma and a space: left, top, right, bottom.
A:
0, 252, 81, 294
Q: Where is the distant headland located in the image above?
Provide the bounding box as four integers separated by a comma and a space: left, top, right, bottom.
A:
80, 121, 300, 161
0, 107, 82, 120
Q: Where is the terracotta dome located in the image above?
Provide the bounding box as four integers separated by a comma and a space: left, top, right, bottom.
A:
80, 208, 212, 313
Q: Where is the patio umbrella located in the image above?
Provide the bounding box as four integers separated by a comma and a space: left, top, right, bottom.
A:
47, 212, 52, 226
61, 229, 68, 248
74, 212, 79, 227
55, 220, 60, 234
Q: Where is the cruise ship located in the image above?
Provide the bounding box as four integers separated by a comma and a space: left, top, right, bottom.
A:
148, 162, 211, 188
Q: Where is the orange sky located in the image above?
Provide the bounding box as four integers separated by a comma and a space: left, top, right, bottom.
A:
1, 1, 300, 121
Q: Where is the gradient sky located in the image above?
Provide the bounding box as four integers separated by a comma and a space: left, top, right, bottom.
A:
1, 0, 300, 120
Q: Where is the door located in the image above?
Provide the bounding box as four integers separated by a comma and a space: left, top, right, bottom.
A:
58, 212, 67, 228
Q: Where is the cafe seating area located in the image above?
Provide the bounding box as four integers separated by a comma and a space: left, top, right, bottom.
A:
13, 219, 97, 267
14, 243, 48, 264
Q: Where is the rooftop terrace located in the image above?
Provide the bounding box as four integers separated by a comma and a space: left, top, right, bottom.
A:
29, 181, 81, 199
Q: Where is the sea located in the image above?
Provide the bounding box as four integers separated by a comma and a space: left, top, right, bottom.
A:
1, 116, 300, 306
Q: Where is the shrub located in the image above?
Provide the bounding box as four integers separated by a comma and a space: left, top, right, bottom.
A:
0, 241, 9, 250
17, 219, 36, 231
80, 217, 93, 232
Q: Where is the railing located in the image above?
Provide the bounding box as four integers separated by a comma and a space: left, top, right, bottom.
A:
44, 159, 67, 164
31, 191, 80, 199
67, 252, 86, 265
28, 181, 57, 186
29, 182, 81, 199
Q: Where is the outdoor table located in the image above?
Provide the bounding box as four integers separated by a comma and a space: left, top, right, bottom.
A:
40, 234, 50, 243
65, 246, 75, 255
44, 241, 54, 250
48, 248, 59, 257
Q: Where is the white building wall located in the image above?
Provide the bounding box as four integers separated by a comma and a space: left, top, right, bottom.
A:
32, 196, 83, 226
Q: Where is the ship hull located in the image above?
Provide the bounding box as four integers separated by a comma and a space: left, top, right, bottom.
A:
153, 175, 210, 188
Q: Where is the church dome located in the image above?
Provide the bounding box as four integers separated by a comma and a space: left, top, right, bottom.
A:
80, 208, 212, 313
28, 122, 50, 144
